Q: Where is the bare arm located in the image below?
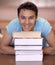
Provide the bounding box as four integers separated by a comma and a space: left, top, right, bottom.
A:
0, 29, 15, 54
43, 30, 55, 55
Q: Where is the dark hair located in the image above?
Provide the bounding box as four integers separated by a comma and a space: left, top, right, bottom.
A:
17, 2, 38, 17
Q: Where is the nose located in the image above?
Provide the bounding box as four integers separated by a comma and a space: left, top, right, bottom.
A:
25, 19, 29, 24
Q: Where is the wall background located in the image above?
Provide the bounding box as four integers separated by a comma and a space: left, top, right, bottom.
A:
0, 0, 55, 20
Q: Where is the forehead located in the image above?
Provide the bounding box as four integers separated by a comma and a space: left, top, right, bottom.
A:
19, 9, 35, 16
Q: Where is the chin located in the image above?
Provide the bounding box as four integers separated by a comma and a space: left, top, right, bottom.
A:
23, 30, 30, 31
23, 29, 33, 31
22, 27, 33, 31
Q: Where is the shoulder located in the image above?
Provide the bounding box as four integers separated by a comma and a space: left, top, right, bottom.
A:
35, 17, 51, 28
36, 17, 48, 24
35, 17, 48, 29
6, 18, 21, 28
9, 18, 19, 25
35, 17, 52, 37
6, 18, 21, 36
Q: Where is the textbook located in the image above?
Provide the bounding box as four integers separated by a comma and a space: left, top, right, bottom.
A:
14, 38, 43, 45
13, 31, 41, 38
14, 46, 42, 50
13, 31, 43, 61
16, 54, 43, 61
15, 50, 43, 55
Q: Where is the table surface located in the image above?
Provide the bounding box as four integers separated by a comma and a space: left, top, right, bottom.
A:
0, 54, 55, 65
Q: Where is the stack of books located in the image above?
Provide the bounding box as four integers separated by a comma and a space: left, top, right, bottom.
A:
13, 31, 43, 61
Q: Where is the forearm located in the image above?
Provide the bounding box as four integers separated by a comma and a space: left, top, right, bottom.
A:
43, 46, 55, 55
0, 46, 15, 54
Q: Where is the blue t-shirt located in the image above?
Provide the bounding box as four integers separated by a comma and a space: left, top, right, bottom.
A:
6, 17, 52, 47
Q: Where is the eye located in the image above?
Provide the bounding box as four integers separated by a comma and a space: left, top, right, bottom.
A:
29, 16, 34, 19
21, 16, 26, 19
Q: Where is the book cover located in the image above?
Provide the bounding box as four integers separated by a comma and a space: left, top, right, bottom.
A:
13, 31, 41, 38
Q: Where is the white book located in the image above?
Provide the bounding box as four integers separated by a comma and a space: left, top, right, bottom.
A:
15, 54, 43, 61
14, 46, 42, 50
15, 50, 43, 55
13, 31, 41, 38
14, 38, 43, 45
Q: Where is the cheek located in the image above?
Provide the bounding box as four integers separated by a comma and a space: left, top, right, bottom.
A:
19, 19, 25, 24
30, 20, 36, 25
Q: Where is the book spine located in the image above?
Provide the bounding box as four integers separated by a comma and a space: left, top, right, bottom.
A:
14, 46, 42, 50
14, 38, 43, 45
15, 50, 43, 55
16, 54, 43, 61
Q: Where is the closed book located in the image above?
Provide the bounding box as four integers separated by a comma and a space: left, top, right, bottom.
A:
15, 54, 43, 61
13, 31, 41, 38
14, 46, 42, 50
14, 38, 43, 45
15, 50, 43, 55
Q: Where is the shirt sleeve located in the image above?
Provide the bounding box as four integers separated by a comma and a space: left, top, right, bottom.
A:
6, 18, 20, 36
41, 20, 52, 37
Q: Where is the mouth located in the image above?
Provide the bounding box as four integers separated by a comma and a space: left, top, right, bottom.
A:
25, 25, 29, 28
23, 24, 31, 31
24, 25, 30, 30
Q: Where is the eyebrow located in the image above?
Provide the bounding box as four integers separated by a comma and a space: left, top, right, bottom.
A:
29, 16, 35, 18
21, 15, 35, 18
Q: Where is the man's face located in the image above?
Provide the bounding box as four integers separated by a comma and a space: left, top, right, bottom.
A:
18, 9, 37, 31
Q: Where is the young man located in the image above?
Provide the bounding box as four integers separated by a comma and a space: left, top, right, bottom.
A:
0, 2, 55, 55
